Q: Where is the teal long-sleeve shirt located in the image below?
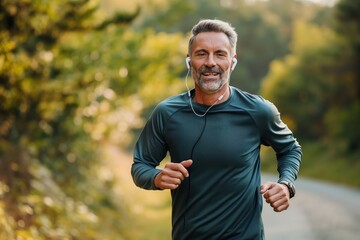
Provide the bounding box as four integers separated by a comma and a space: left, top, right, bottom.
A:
131, 86, 302, 240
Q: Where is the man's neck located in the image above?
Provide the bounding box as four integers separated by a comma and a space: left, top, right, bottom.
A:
193, 85, 230, 106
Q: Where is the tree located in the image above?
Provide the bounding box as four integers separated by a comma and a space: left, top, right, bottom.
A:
0, 0, 138, 238
326, 0, 360, 151
132, 0, 333, 94
261, 1, 360, 151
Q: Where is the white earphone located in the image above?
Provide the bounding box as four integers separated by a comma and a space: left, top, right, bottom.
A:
231, 58, 237, 71
185, 57, 237, 71
186, 57, 191, 69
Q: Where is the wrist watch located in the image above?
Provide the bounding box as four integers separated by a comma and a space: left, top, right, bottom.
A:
278, 180, 296, 198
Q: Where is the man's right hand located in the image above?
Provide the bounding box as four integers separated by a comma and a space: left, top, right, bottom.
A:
154, 159, 193, 190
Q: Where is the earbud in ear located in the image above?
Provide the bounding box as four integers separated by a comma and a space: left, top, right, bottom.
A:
185, 57, 191, 69
231, 58, 237, 71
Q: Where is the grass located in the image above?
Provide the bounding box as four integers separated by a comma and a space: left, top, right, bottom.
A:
104, 145, 172, 240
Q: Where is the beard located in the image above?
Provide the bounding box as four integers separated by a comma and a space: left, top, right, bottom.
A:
192, 66, 229, 93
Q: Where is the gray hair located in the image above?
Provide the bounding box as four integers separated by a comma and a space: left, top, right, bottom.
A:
188, 19, 237, 56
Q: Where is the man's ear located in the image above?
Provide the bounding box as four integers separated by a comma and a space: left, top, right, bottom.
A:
185, 56, 191, 69
231, 58, 237, 71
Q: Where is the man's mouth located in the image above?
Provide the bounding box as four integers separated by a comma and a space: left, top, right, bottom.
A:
198, 67, 222, 80
202, 72, 219, 76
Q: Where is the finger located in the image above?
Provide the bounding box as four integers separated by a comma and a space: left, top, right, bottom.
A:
174, 161, 191, 178
164, 163, 188, 179
273, 201, 289, 212
160, 182, 181, 190
268, 194, 287, 207
180, 159, 193, 168
161, 174, 182, 185
266, 193, 289, 212
156, 172, 182, 190
265, 187, 286, 203
163, 165, 184, 177
260, 182, 275, 194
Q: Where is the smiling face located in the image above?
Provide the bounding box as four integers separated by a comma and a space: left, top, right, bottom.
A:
189, 32, 234, 94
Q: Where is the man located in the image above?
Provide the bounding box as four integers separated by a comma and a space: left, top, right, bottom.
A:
131, 19, 302, 240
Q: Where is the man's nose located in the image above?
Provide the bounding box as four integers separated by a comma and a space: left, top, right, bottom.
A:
205, 55, 216, 67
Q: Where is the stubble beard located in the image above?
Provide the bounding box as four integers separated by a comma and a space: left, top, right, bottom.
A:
192, 67, 229, 93
197, 78, 224, 93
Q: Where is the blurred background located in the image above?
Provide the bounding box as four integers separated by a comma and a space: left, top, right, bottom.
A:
1, 0, 359, 239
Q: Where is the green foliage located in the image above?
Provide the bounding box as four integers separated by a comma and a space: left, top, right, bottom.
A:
335, 0, 360, 41
56, 27, 186, 145
0, 0, 140, 238
134, 0, 332, 93
334, 0, 360, 100
260, 1, 360, 151
325, 103, 360, 152
1, 0, 188, 237
261, 20, 338, 137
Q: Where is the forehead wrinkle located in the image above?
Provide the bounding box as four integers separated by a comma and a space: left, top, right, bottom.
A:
192, 32, 231, 55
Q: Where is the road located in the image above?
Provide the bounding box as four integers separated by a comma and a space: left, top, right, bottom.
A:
261, 174, 360, 240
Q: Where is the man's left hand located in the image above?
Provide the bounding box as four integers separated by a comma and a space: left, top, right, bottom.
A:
260, 182, 290, 212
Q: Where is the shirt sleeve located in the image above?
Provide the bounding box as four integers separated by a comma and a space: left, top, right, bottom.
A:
258, 99, 302, 183
131, 104, 169, 190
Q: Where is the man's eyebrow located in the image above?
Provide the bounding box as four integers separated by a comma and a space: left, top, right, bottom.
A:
194, 49, 207, 53
215, 50, 229, 54
193, 49, 229, 54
